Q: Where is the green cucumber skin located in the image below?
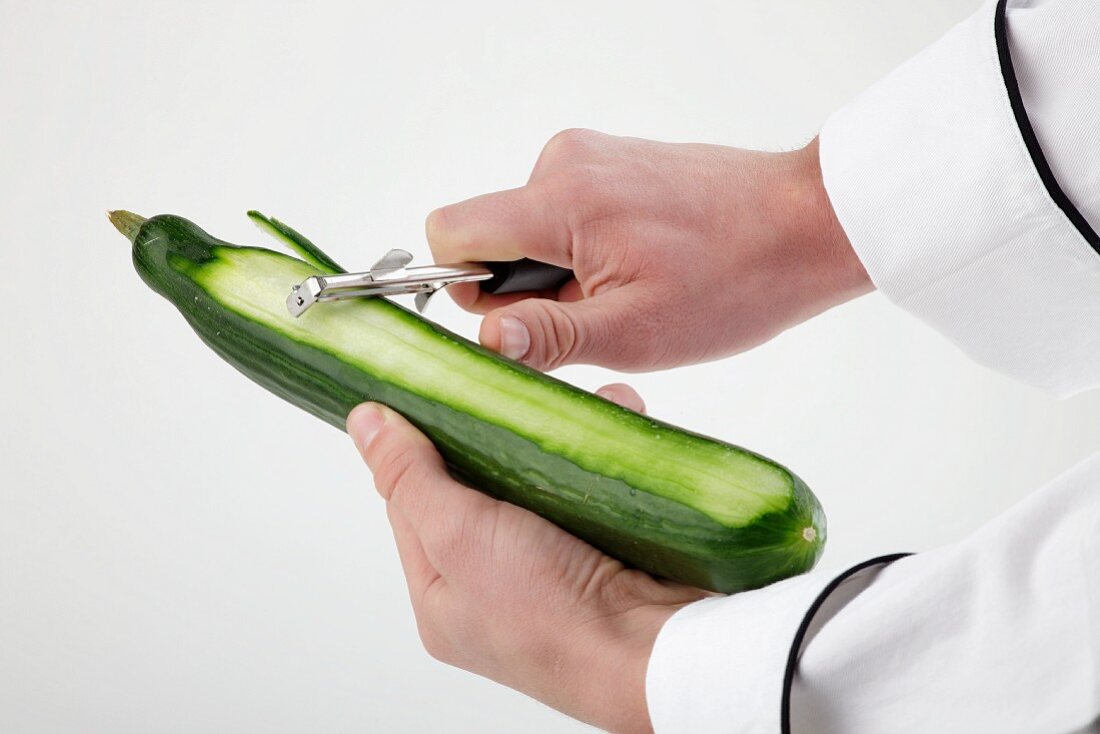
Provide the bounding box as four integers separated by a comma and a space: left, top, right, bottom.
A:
131, 214, 825, 592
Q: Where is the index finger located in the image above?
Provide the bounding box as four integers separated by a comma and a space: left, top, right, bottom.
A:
425, 184, 572, 267
442, 277, 577, 315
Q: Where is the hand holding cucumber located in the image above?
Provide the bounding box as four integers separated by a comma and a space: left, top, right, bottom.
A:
352, 131, 860, 732
427, 130, 872, 372
349, 384, 702, 734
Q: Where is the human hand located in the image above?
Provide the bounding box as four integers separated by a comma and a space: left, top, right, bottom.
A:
427, 131, 871, 372
347, 384, 707, 734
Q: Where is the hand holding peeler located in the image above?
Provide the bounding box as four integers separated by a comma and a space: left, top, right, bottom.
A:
286, 250, 573, 317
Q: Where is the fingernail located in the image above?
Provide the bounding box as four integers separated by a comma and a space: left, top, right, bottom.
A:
498, 316, 531, 361
348, 403, 385, 452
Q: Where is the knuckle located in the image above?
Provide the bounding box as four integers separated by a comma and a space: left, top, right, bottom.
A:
420, 514, 464, 567
529, 304, 582, 370
372, 437, 420, 501
422, 505, 481, 574
541, 127, 598, 165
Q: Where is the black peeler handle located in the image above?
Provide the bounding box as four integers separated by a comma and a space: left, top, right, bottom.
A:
481, 259, 574, 295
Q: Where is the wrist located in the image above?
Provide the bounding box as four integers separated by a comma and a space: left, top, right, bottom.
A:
566, 604, 678, 734
791, 137, 873, 304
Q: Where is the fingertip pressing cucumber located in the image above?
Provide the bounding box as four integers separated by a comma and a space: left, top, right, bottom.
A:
111, 210, 826, 592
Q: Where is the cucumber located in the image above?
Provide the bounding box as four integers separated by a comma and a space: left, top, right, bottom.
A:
111, 210, 825, 592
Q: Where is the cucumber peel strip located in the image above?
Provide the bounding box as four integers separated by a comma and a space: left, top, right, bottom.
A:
247, 210, 345, 273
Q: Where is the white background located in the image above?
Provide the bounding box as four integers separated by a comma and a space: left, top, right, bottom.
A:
3, 1, 1099, 732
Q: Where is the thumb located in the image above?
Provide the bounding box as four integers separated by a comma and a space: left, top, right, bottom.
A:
480, 289, 639, 371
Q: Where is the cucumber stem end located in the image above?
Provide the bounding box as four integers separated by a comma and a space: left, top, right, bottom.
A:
107, 210, 148, 243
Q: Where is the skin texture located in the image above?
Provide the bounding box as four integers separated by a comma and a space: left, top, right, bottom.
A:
348, 131, 870, 732
426, 130, 870, 371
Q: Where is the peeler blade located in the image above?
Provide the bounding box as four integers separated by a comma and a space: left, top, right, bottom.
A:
286, 278, 324, 318
285, 253, 494, 317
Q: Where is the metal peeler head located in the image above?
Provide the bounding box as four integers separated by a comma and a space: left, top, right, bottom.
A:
285, 249, 493, 317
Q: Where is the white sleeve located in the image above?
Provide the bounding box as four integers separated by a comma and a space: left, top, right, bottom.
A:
820, 0, 1100, 398
646, 1, 1100, 731
785, 451, 1100, 733
649, 452, 1100, 734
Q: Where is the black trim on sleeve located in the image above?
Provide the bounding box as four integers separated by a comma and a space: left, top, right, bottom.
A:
780, 552, 912, 734
995, 0, 1100, 256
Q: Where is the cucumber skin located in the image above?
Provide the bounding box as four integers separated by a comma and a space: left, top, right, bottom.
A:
131, 214, 825, 592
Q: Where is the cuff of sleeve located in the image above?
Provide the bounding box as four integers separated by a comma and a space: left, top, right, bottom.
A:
819, 0, 1100, 397
645, 567, 838, 734
646, 555, 910, 734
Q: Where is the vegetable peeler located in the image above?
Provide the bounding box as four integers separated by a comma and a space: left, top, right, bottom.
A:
286, 250, 573, 317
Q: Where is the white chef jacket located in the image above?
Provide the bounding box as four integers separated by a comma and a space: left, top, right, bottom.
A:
646, 1, 1100, 731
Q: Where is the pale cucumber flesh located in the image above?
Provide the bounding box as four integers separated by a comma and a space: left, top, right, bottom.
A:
191, 247, 794, 528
